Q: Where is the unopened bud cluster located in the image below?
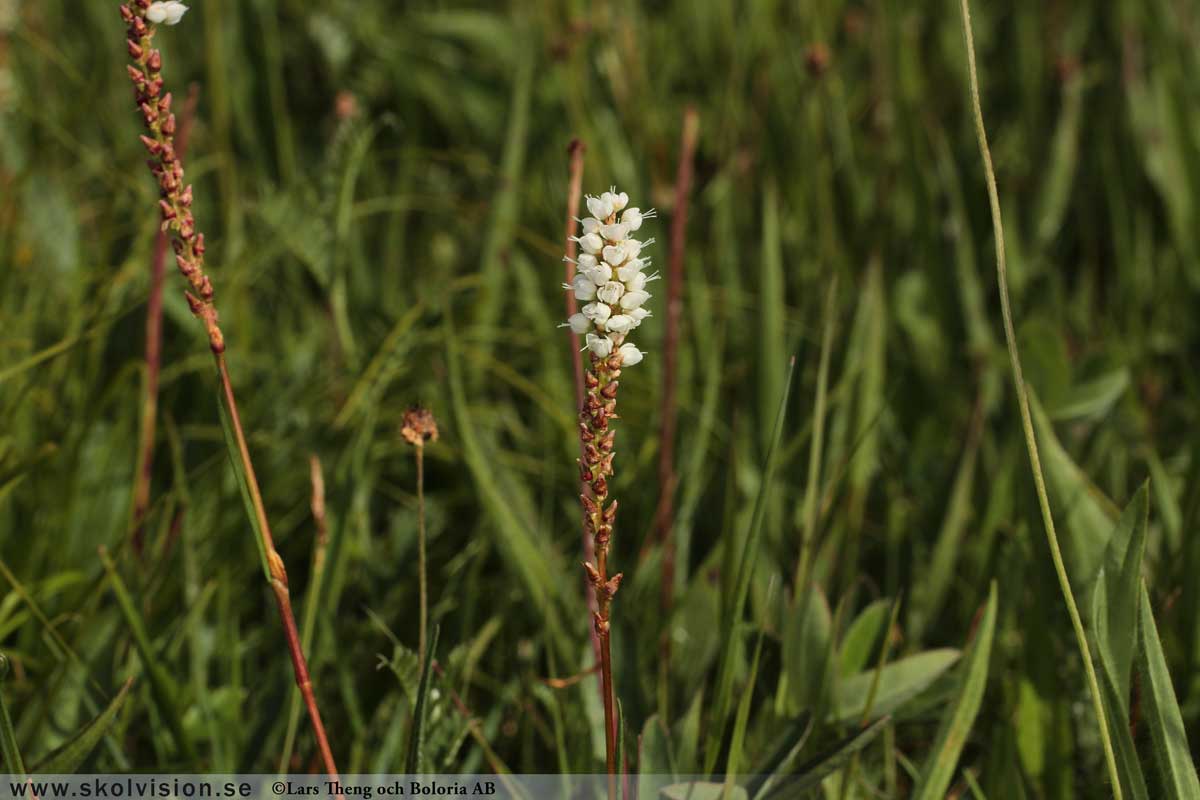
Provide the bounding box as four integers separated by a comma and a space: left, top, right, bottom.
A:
120, 0, 222, 352
563, 189, 656, 368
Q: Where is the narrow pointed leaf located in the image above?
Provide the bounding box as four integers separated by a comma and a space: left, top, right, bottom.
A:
32, 678, 134, 774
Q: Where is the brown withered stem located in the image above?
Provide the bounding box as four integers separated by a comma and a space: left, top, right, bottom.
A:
651, 107, 699, 616
578, 344, 626, 800
401, 406, 439, 668
119, 0, 339, 778
560, 139, 606, 694
132, 83, 197, 559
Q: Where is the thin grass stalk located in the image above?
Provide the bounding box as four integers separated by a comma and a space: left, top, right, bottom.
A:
651, 107, 698, 612
401, 407, 439, 669
278, 455, 332, 774
131, 83, 197, 558
119, 1, 340, 778
0, 653, 25, 777
792, 274, 838, 594
957, 1, 1122, 796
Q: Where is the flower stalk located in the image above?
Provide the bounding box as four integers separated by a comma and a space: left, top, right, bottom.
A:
564, 189, 654, 797
119, 0, 339, 778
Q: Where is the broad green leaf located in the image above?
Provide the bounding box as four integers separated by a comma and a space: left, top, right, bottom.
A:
830, 650, 960, 724
838, 599, 891, 677
1137, 583, 1200, 799
1099, 483, 1149, 705
911, 582, 998, 799
782, 586, 832, 716
32, 678, 134, 774
1049, 368, 1130, 423
1029, 393, 1119, 608
1092, 632, 1150, 800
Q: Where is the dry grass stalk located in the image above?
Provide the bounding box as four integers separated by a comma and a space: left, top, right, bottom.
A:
401, 405, 439, 668
119, 0, 339, 778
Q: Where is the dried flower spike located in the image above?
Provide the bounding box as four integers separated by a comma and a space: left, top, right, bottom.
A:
401, 406, 440, 448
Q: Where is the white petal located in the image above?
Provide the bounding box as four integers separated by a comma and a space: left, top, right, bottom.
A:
581, 217, 601, 235
602, 244, 627, 266
582, 302, 612, 324
616, 258, 644, 282
613, 192, 629, 212
623, 239, 643, 259
571, 274, 597, 301
606, 314, 635, 334
625, 272, 647, 292
567, 313, 591, 335
619, 290, 650, 310
587, 195, 614, 220
618, 343, 643, 366
586, 333, 613, 357
577, 253, 598, 268
622, 208, 642, 231
579, 233, 602, 254
597, 281, 626, 305
628, 307, 651, 321
601, 222, 629, 242
581, 262, 612, 284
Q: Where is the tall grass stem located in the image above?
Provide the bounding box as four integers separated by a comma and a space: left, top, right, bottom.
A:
957, 1, 1122, 795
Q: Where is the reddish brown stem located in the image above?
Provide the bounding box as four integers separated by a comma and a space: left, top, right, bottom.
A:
216, 356, 340, 782
649, 108, 699, 612
131, 84, 198, 558
562, 140, 607, 695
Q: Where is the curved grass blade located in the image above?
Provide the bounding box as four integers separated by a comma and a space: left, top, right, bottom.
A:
31, 678, 134, 774
830, 649, 960, 724
405, 624, 440, 775
1137, 583, 1200, 799
0, 653, 25, 776
98, 547, 192, 760
769, 715, 890, 796
704, 357, 796, 775
911, 582, 997, 800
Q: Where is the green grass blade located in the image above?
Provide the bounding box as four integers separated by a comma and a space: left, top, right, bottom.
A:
31, 677, 134, 774
704, 357, 796, 775
215, 381, 271, 582
1099, 483, 1149, 705
774, 715, 890, 796
0, 653, 25, 776
405, 624, 440, 775
97, 547, 193, 760
911, 582, 998, 800
1137, 583, 1200, 799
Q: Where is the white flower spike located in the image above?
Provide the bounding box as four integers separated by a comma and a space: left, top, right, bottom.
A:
146, 1, 189, 25
563, 187, 653, 368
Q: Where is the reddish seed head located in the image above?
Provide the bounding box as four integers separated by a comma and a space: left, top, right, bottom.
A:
127, 65, 145, 84
147, 50, 161, 71
193, 233, 205, 255
127, 40, 143, 59
199, 276, 214, 300
139, 134, 160, 154
601, 381, 618, 399
179, 219, 194, 239
161, 113, 176, 135
603, 500, 618, 522
179, 185, 193, 206
132, 16, 147, 36
158, 199, 175, 220
120, 5, 134, 22
579, 464, 593, 482
185, 291, 203, 314
159, 92, 173, 112
139, 102, 157, 123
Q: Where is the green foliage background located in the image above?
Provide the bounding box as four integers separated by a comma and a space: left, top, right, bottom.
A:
1, 0, 1199, 796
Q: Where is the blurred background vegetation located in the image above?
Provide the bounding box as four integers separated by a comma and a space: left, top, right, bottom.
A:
2, 0, 1199, 796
